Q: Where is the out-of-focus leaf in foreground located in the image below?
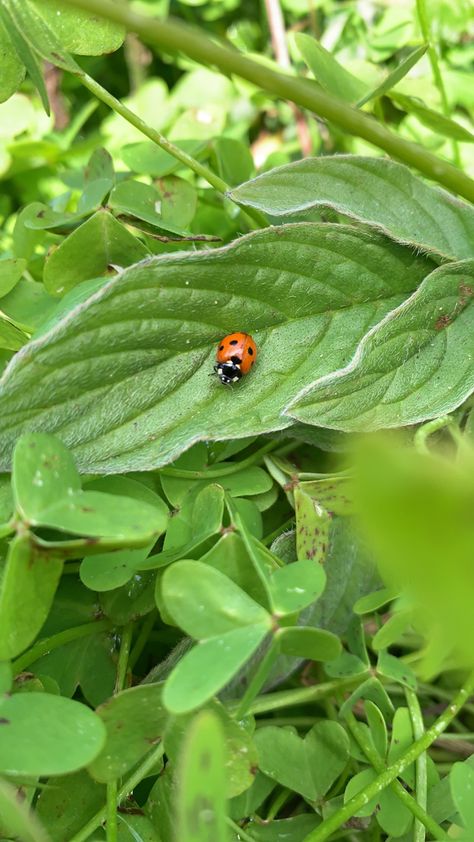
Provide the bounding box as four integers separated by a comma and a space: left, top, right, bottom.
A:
355, 437, 474, 675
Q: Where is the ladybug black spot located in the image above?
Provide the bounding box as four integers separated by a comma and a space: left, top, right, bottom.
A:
231, 355, 242, 364
248, 347, 253, 355
229, 339, 239, 345
219, 345, 224, 351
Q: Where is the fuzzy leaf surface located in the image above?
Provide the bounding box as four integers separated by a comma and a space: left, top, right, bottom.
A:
287, 260, 474, 431
229, 157, 474, 260
0, 224, 434, 472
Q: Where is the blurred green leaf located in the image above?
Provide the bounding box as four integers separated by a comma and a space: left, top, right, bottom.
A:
0, 257, 26, 298
0, 13, 25, 103
109, 180, 191, 236
377, 650, 417, 690
175, 710, 229, 842
213, 137, 254, 187
295, 33, 367, 104
392, 92, 474, 142
356, 438, 474, 673
357, 45, 428, 107
0, 777, 51, 842
450, 763, 474, 835
0, 3, 49, 114
121, 140, 206, 178
165, 699, 258, 798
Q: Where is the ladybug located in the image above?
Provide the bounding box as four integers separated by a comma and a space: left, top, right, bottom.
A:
214, 332, 257, 385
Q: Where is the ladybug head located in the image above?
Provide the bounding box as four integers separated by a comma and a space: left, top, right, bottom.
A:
214, 361, 242, 385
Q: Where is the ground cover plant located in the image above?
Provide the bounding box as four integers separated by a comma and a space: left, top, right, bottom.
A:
0, 0, 474, 840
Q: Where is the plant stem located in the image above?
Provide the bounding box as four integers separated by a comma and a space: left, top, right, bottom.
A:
159, 439, 279, 479
227, 673, 368, 715
129, 611, 156, 670
57, 0, 474, 202
345, 711, 447, 840
414, 415, 453, 454
226, 817, 256, 842
406, 688, 428, 842
12, 619, 112, 675
234, 638, 280, 720
305, 669, 474, 842
115, 621, 133, 693
106, 780, 118, 842
69, 742, 165, 842
78, 72, 267, 230
416, 0, 460, 167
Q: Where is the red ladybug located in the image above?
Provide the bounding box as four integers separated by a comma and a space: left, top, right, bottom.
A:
214, 332, 257, 385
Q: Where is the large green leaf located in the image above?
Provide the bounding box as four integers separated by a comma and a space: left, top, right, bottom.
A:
229, 157, 474, 260
287, 260, 474, 431
0, 224, 434, 472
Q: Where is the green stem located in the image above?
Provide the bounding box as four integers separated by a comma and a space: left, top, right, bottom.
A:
345, 711, 446, 841
305, 669, 474, 842
69, 742, 165, 842
129, 611, 156, 670
79, 72, 267, 230
57, 0, 474, 202
159, 439, 279, 479
12, 619, 112, 675
414, 416, 453, 454
227, 673, 368, 716
416, 0, 460, 167
106, 780, 118, 842
234, 638, 280, 720
405, 688, 428, 842
226, 817, 256, 842
115, 622, 133, 693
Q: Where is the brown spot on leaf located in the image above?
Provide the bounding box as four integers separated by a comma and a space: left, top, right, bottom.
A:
435, 314, 452, 330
